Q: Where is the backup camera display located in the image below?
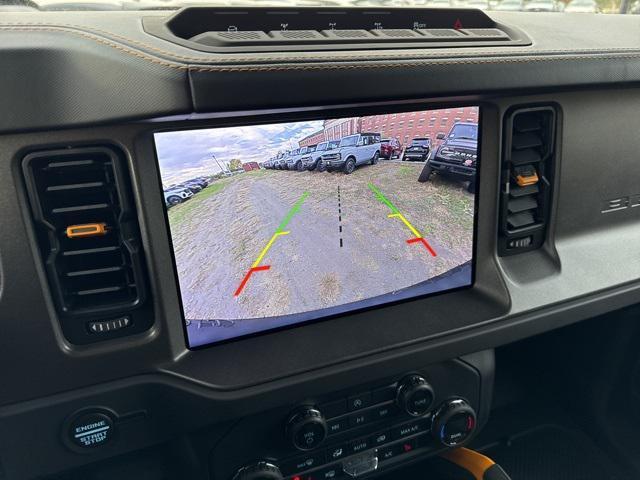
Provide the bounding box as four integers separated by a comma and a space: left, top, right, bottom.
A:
155, 107, 479, 348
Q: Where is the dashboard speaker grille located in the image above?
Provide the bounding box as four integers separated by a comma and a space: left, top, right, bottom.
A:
23, 146, 151, 343
498, 106, 556, 255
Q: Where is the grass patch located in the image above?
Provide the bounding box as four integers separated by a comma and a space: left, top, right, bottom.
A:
396, 164, 422, 179
168, 181, 228, 228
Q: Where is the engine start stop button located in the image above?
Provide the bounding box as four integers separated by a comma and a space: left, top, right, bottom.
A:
67, 410, 115, 449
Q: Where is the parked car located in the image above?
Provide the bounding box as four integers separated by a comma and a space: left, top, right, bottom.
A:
189, 177, 209, 188
403, 137, 431, 162
276, 152, 289, 169
164, 187, 193, 206
564, 0, 598, 12
178, 182, 203, 194
380, 138, 402, 159
418, 122, 478, 193
290, 145, 317, 171
300, 140, 340, 171
284, 148, 301, 170
321, 133, 381, 174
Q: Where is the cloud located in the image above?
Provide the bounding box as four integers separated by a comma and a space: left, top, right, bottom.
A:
154, 120, 324, 185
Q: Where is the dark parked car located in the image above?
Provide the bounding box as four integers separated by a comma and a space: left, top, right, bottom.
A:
418, 122, 478, 193
403, 137, 431, 162
380, 138, 402, 159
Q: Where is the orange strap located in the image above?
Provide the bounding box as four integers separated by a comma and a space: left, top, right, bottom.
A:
440, 447, 495, 480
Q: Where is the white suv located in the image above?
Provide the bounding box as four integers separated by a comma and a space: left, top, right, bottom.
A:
320, 133, 382, 174
164, 187, 193, 206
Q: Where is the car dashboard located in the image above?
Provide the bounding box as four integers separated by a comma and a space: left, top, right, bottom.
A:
1, 6, 640, 480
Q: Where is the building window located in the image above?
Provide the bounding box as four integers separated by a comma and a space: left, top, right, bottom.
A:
454, 117, 461, 122
457, 107, 464, 113
440, 117, 448, 127
467, 118, 475, 122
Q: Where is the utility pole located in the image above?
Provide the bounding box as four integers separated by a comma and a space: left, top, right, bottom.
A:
211, 153, 227, 174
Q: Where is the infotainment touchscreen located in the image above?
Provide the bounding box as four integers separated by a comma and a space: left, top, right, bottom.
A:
155, 106, 480, 348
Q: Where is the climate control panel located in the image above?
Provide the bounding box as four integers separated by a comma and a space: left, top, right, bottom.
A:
210, 354, 492, 480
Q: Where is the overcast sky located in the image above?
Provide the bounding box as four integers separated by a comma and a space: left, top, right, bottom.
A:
154, 120, 324, 186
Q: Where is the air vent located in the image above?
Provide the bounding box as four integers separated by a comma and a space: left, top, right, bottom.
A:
498, 106, 556, 256
23, 146, 153, 344
143, 7, 532, 53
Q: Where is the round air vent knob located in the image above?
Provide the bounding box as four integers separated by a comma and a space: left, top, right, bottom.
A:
396, 374, 435, 417
431, 398, 477, 447
232, 462, 283, 480
286, 407, 328, 451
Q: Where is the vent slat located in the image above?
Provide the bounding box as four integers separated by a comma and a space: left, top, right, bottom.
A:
67, 266, 123, 277
63, 245, 120, 256
512, 132, 543, 150
510, 184, 540, 198
511, 148, 541, 166
51, 203, 109, 214
47, 181, 105, 192
75, 285, 126, 296
508, 196, 538, 214
507, 211, 536, 229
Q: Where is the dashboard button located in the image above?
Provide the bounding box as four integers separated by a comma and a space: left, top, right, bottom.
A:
326, 444, 347, 461
327, 417, 348, 435
371, 404, 398, 421
67, 410, 115, 449
281, 453, 325, 475
378, 444, 401, 462
286, 408, 328, 451
392, 420, 429, 440
348, 412, 370, 428
347, 392, 371, 411
400, 438, 417, 454
316, 465, 344, 480
370, 430, 391, 446
349, 437, 370, 454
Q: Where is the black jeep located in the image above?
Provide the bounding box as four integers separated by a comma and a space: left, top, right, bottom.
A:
418, 122, 478, 193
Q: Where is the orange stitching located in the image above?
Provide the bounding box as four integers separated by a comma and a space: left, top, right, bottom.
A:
1, 25, 640, 73
1, 21, 640, 64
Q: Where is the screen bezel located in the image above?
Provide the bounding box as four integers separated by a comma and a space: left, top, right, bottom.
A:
151, 102, 483, 351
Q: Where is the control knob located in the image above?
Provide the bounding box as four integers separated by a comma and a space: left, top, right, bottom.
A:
232, 462, 283, 480
431, 398, 477, 447
396, 374, 435, 417
286, 407, 328, 451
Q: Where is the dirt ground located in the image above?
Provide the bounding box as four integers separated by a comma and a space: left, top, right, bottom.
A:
168, 162, 474, 324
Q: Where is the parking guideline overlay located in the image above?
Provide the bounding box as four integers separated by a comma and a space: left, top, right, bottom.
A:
234, 191, 309, 297
367, 183, 437, 257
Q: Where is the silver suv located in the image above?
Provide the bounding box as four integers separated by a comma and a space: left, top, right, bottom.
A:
301, 140, 340, 171
321, 133, 382, 174
288, 145, 316, 171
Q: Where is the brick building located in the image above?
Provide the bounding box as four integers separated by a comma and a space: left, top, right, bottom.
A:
294, 107, 479, 149
298, 129, 325, 148
324, 117, 361, 142
360, 107, 479, 149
